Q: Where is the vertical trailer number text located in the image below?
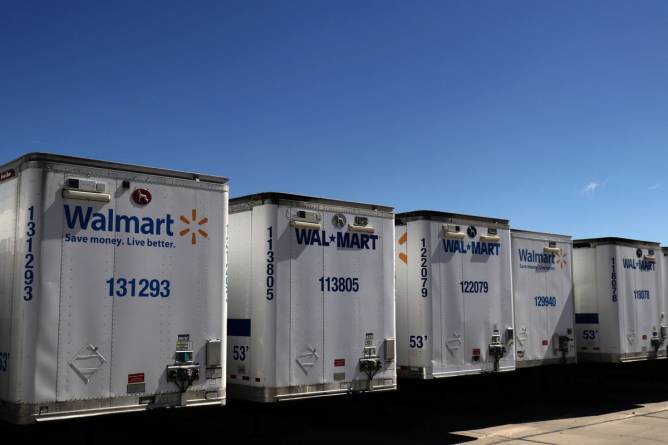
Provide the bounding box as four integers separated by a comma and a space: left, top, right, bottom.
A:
23, 206, 36, 301
0, 353, 8, 372
420, 238, 429, 297
266, 227, 275, 300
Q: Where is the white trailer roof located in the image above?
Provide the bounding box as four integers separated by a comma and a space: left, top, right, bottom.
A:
395, 210, 509, 228
1, 152, 227, 184
230, 192, 393, 213
511, 228, 572, 241
573, 237, 660, 249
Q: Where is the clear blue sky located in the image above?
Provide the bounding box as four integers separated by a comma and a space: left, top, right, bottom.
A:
2, 1, 667, 241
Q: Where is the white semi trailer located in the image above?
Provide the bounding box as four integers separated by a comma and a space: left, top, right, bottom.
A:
227, 193, 396, 401
663, 247, 668, 357
511, 230, 576, 367
574, 238, 666, 362
0, 153, 228, 423
396, 211, 515, 378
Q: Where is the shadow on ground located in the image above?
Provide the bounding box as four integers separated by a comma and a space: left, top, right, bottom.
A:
3, 360, 668, 444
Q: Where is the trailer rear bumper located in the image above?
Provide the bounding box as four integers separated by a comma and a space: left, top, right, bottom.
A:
577, 350, 668, 363
399, 365, 516, 379
227, 378, 396, 402
0, 389, 225, 424
515, 357, 578, 368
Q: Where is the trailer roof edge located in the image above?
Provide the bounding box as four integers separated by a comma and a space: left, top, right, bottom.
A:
396, 210, 509, 227
230, 192, 394, 213
2, 152, 228, 184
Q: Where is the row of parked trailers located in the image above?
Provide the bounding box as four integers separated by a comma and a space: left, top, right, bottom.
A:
0, 153, 666, 424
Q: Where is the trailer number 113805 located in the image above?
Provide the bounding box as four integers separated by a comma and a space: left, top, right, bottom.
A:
319, 277, 359, 293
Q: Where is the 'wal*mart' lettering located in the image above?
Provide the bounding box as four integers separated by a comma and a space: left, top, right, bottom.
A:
294, 229, 378, 250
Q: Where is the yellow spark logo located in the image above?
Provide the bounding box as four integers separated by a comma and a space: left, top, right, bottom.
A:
398, 231, 407, 264
556, 251, 568, 269
179, 209, 209, 245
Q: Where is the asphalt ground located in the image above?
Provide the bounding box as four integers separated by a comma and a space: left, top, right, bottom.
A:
3, 359, 668, 444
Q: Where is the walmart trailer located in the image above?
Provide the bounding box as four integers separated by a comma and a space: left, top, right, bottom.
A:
664, 247, 668, 356
0, 153, 227, 424
227, 193, 396, 401
396, 211, 515, 379
511, 230, 575, 367
574, 238, 665, 362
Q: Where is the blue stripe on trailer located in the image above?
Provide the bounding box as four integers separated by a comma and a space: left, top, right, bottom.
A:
228, 319, 251, 337
575, 313, 599, 324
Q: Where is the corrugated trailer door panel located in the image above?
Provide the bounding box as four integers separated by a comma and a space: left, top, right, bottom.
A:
380, 216, 396, 377
537, 239, 550, 362
438, 229, 465, 372
289, 207, 325, 386
274, 210, 292, 389
664, 251, 668, 342
462, 228, 485, 371
619, 246, 639, 355
515, 236, 548, 363
546, 240, 574, 360
13, 168, 47, 403
395, 225, 409, 369
34, 172, 65, 402
110, 181, 224, 396
595, 246, 615, 354
635, 248, 660, 355
574, 248, 600, 354
463, 225, 510, 371
248, 205, 277, 387
111, 178, 171, 396
0, 173, 19, 400
538, 242, 551, 362
57, 175, 115, 401
499, 229, 515, 369
227, 211, 253, 383
477, 226, 512, 371
544, 241, 560, 359
407, 221, 434, 371
0, 175, 18, 401
323, 210, 383, 385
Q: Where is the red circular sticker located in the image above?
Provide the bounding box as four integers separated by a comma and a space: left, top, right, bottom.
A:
132, 188, 152, 205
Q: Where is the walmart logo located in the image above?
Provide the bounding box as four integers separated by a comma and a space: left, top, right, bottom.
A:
179, 209, 209, 245
555, 251, 568, 269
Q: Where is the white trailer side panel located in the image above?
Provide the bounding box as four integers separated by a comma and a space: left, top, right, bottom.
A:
511, 231, 576, 367
228, 194, 396, 401
397, 211, 514, 379
574, 239, 665, 362
0, 154, 228, 424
